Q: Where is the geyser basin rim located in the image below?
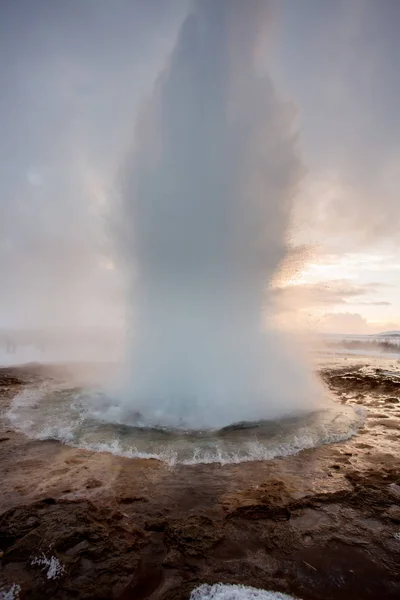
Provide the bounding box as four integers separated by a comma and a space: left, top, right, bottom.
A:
7, 383, 365, 465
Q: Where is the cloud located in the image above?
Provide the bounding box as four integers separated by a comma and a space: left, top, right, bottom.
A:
293, 171, 400, 252
273, 279, 389, 312
319, 312, 370, 335
357, 301, 391, 306
318, 312, 400, 335
0, 0, 187, 331
283, 0, 400, 252
1, 0, 399, 336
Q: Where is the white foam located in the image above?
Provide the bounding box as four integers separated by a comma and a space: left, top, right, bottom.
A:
190, 584, 300, 600
4, 419, 362, 466
179, 426, 360, 466
0, 585, 21, 600
7, 387, 44, 411
31, 554, 65, 580
72, 439, 179, 465
5, 384, 365, 466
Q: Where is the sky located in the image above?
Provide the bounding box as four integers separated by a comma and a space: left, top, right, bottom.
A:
0, 0, 399, 336
272, 0, 400, 333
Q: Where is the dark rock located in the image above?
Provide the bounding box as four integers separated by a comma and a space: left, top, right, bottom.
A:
227, 504, 291, 521
65, 540, 90, 556
119, 496, 148, 504
383, 505, 400, 523
164, 515, 223, 557
385, 397, 399, 404
85, 478, 102, 490
162, 549, 183, 568
145, 519, 167, 532
0, 499, 144, 599
388, 484, 400, 499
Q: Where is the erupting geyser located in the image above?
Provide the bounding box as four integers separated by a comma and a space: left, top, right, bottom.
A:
117, 0, 322, 429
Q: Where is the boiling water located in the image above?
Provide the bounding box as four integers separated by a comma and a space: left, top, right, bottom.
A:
7, 381, 364, 465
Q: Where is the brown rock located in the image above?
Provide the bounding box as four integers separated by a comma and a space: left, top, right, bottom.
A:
164, 515, 223, 557
85, 478, 102, 490
145, 518, 167, 532
384, 505, 400, 523
0, 499, 144, 598
162, 549, 183, 568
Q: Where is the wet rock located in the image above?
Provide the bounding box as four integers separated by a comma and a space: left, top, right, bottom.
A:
385, 397, 399, 404
0, 499, 144, 599
383, 505, 400, 524
84, 478, 102, 490
219, 421, 262, 433
164, 515, 223, 557
145, 518, 167, 532
323, 369, 400, 396
162, 549, 183, 568
227, 504, 291, 521
118, 496, 148, 504
0, 372, 23, 387
371, 419, 400, 430
65, 540, 90, 556
388, 483, 400, 500
290, 541, 400, 600
355, 443, 373, 449
2, 361, 400, 599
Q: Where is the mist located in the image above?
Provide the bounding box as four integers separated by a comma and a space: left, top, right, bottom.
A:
0, 0, 187, 363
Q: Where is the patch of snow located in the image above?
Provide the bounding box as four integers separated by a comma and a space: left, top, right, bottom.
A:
393, 532, 400, 541
31, 554, 65, 580
190, 584, 300, 600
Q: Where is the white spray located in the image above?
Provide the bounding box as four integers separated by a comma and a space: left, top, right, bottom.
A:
117, 0, 322, 429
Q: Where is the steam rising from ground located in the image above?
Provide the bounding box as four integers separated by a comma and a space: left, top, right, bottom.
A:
116, 0, 322, 429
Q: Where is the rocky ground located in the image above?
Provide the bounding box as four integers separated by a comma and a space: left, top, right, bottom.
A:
0, 358, 399, 600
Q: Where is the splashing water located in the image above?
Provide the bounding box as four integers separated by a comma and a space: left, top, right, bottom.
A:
114, 0, 323, 429
0, 584, 21, 600
6, 382, 365, 465
31, 554, 65, 580
0, 2, 365, 464
3, 2, 364, 463
190, 583, 301, 600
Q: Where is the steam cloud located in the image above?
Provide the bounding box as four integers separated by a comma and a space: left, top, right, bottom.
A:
117, 0, 322, 429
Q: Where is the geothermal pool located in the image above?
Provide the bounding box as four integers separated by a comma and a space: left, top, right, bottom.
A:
6, 378, 364, 465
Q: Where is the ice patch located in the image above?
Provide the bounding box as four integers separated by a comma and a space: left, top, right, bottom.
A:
0, 584, 21, 600
31, 554, 65, 580
190, 584, 300, 600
